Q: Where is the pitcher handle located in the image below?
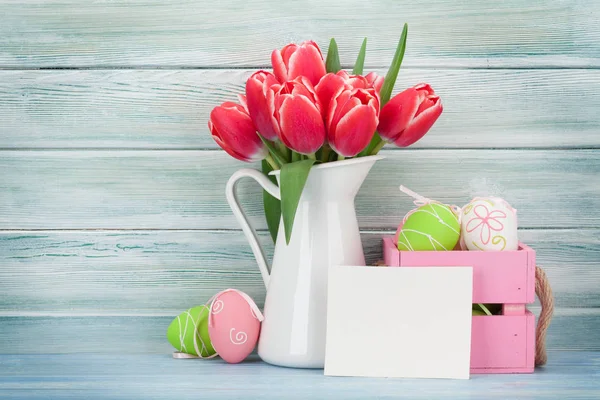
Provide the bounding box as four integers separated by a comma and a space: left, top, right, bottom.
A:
226, 168, 281, 288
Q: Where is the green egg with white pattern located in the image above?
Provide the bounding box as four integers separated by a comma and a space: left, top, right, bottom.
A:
167, 305, 216, 357
397, 203, 460, 251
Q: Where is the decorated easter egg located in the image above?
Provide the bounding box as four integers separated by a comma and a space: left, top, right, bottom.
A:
397, 203, 461, 251
208, 289, 263, 364
166, 305, 216, 358
461, 197, 518, 251
393, 220, 404, 244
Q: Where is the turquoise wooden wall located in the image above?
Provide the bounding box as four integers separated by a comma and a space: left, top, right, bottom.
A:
1, 0, 599, 354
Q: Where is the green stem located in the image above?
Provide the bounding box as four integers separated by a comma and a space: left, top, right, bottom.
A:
337, 155, 346, 161
320, 145, 332, 163
265, 154, 279, 171
477, 303, 493, 316
258, 135, 288, 166
369, 139, 387, 155
328, 150, 338, 162
307, 153, 317, 160
291, 151, 301, 162
277, 142, 290, 162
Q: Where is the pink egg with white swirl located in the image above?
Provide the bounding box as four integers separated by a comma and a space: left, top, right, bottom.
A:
208, 289, 263, 364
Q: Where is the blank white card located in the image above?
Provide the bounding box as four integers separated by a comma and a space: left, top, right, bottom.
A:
325, 266, 473, 379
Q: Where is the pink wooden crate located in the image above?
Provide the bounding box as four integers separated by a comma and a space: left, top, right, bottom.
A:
382, 236, 536, 374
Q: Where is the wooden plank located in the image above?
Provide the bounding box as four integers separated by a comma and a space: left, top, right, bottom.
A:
2, 69, 600, 149
1, 0, 598, 68
0, 229, 598, 313
1, 150, 599, 230
0, 311, 598, 355
1, 354, 599, 400
1, 354, 600, 400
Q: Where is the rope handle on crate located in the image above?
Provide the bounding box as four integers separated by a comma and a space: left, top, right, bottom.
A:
535, 265, 554, 366
372, 261, 554, 366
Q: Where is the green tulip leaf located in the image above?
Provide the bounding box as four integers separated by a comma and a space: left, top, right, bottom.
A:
258, 134, 287, 166
358, 25, 408, 157
380, 23, 408, 107
360, 131, 383, 156
280, 159, 315, 244
326, 38, 342, 73
352, 38, 368, 75
262, 160, 281, 243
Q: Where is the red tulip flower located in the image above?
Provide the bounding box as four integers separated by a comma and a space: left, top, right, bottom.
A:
364, 72, 384, 93
315, 71, 383, 120
271, 41, 327, 86
209, 101, 268, 162
245, 70, 279, 141
326, 87, 380, 157
315, 73, 347, 121
268, 76, 326, 155
337, 70, 384, 93
378, 83, 443, 147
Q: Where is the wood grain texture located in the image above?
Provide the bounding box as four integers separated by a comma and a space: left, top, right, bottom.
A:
1, 229, 598, 313
0, 309, 598, 354
1, 149, 599, 230
2, 354, 599, 400
1, 0, 598, 68
0, 230, 598, 313
2, 69, 600, 149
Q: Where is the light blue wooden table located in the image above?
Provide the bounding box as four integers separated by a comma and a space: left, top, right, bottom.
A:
1, 353, 599, 399
1, 0, 599, 398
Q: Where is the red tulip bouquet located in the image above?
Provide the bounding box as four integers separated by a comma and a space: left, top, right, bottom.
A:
209, 24, 443, 244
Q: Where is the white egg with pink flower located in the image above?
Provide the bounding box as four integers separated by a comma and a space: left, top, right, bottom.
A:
460, 197, 518, 251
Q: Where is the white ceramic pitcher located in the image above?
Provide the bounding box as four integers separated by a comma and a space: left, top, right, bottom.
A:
225, 155, 384, 368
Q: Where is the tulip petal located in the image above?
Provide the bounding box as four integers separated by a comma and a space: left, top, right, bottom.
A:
266, 84, 282, 137
210, 105, 267, 162
328, 90, 352, 132
282, 44, 299, 64
336, 70, 350, 80
329, 105, 378, 157
246, 72, 279, 140
287, 44, 327, 86
271, 50, 287, 83
346, 75, 369, 90
415, 96, 436, 116
212, 134, 251, 162
394, 98, 443, 147
377, 88, 421, 142
278, 95, 326, 154
315, 73, 346, 121
237, 94, 248, 111
340, 97, 362, 117
365, 72, 384, 93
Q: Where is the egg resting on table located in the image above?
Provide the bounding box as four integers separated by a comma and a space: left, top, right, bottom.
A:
208, 289, 264, 364
166, 305, 216, 358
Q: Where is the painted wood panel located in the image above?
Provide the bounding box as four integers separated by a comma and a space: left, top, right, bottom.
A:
1, 149, 598, 230
2, 69, 599, 149
2, 353, 600, 400
0, 311, 598, 354
1, 229, 598, 313
1, 1, 598, 68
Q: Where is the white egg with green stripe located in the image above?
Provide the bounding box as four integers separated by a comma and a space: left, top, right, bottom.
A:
397, 203, 461, 251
